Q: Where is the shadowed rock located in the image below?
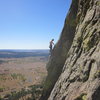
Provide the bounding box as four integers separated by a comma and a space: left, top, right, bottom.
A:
40, 0, 79, 100
40, 0, 100, 100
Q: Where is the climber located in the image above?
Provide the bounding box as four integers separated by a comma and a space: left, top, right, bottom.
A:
49, 39, 54, 55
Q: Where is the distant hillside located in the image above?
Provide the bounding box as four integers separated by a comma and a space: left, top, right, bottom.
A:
0, 50, 49, 58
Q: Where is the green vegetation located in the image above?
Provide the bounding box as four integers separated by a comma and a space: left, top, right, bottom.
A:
43, 80, 52, 90
0, 60, 4, 64
11, 73, 17, 79
5, 88, 30, 100
97, 1, 100, 5
0, 95, 3, 100
83, 30, 99, 52
0, 75, 6, 81
94, 70, 100, 78
75, 93, 87, 100
1, 84, 43, 100
0, 87, 4, 92
11, 73, 26, 82
0, 60, 7, 64
83, 37, 94, 51
29, 85, 43, 100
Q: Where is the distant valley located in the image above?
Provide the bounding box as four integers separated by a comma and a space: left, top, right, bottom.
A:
0, 50, 49, 99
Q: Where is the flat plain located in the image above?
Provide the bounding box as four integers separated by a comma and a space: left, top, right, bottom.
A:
0, 50, 48, 96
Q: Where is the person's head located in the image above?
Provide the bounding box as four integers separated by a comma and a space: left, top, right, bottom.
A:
52, 39, 54, 41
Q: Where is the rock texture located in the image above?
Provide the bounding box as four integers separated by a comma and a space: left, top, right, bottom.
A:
40, 0, 79, 100
41, 0, 100, 100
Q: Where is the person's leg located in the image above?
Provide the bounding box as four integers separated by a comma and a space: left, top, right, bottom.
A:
50, 46, 52, 55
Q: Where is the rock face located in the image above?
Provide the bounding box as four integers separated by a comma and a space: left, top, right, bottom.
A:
41, 0, 100, 100
40, 0, 79, 100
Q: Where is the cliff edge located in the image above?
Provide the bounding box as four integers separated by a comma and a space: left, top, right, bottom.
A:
41, 0, 100, 100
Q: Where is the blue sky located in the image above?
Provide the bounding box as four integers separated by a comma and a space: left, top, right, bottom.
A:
0, 0, 72, 49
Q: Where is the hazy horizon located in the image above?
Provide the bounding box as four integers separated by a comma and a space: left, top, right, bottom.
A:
0, 48, 49, 50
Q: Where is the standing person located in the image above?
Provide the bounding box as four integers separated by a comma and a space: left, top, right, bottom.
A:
49, 39, 54, 55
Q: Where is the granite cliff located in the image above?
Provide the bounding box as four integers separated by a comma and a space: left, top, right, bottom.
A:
41, 0, 100, 100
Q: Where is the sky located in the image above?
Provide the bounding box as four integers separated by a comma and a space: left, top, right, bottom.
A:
0, 0, 72, 49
